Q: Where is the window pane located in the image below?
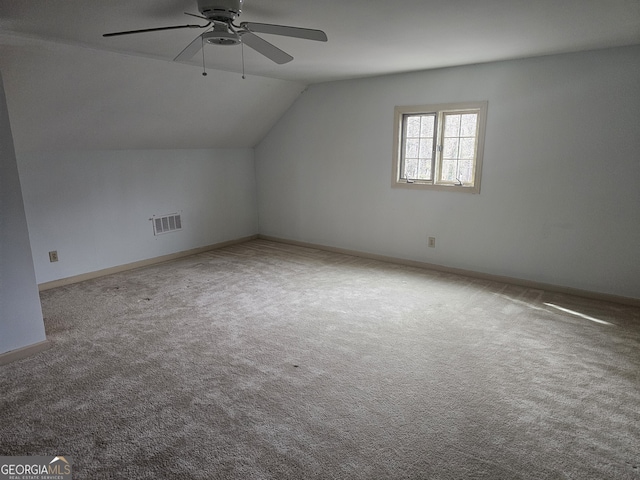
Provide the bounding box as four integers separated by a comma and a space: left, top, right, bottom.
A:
420, 116, 435, 137
460, 138, 475, 159
419, 138, 433, 159
406, 116, 421, 137
444, 114, 461, 137
460, 114, 477, 137
405, 139, 419, 158
404, 158, 418, 179
417, 159, 431, 180
439, 111, 479, 185
443, 138, 459, 160
441, 160, 457, 182
458, 160, 474, 183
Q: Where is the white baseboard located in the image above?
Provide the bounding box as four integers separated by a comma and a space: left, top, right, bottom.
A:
0, 340, 51, 366
35, 233, 638, 306
38, 235, 259, 292
258, 235, 640, 307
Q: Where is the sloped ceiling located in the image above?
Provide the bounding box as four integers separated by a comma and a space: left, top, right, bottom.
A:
0, 35, 305, 152
1, 0, 639, 152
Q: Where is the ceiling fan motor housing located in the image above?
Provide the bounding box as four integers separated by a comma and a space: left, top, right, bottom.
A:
197, 0, 243, 21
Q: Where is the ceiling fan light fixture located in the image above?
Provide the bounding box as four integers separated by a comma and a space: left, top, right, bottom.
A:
203, 30, 240, 46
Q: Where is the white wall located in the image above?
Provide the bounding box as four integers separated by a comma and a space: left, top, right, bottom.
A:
18, 148, 257, 284
0, 71, 46, 354
256, 46, 640, 299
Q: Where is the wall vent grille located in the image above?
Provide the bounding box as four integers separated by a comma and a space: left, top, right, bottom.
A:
152, 213, 182, 236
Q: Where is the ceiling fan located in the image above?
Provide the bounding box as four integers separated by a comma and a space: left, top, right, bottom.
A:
103, 0, 327, 67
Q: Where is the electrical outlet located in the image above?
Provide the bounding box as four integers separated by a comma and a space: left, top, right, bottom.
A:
49, 251, 58, 262
428, 237, 436, 248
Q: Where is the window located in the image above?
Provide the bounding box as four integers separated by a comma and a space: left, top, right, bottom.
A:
392, 101, 487, 193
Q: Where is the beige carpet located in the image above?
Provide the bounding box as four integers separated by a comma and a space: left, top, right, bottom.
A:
1, 239, 639, 479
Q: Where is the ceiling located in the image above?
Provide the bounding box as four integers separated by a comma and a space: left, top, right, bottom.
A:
1, 0, 639, 152
2, 0, 639, 83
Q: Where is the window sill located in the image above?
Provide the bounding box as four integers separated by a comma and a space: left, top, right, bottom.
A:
392, 180, 480, 193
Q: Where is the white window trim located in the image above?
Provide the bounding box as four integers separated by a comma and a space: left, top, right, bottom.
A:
392, 101, 488, 194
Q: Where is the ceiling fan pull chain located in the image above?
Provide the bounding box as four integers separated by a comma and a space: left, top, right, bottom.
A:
202, 35, 208, 76
241, 41, 246, 79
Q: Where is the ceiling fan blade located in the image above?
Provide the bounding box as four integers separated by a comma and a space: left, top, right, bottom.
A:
103, 24, 209, 37
174, 34, 204, 62
240, 32, 293, 65
240, 22, 327, 42
184, 12, 208, 21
